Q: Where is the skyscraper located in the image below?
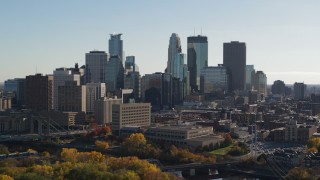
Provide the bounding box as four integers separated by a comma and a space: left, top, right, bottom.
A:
187, 35, 208, 92
200, 65, 229, 94
86, 83, 106, 113
105, 56, 124, 93
167, 33, 182, 74
271, 80, 286, 95
53, 68, 80, 111
294, 82, 306, 100
85, 51, 109, 83
109, 33, 124, 64
252, 71, 267, 95
246, 65, 255, 90
223, 41, 246, 91
25, 74, 53, 111
124, 56, 141, 100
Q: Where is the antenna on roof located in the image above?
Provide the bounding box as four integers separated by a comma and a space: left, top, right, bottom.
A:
36, 65, 37, 74
193, 28, 195, 36
201, 28, 202, 35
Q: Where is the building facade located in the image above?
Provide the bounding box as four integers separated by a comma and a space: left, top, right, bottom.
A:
200, 65, 229, 94
252, 71, 267, 95
86, 83, 106, 113
109, 33, 124, 64
246, 65, 255, 90
294, 82, 307, 100
25, 74, 53, 111
85, 51, 109, 83
187, 35, 208, 92
105, 55, 124, 93
271, 80, 286, 95
112, 103, 151, 135
58, 81, 86, 112
53, 68, 80, 111
223, 41, 246, 91
167, 33, 182, 74
94, 97, 122, 125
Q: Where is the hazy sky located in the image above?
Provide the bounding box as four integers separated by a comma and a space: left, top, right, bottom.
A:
1, 0, 320, 84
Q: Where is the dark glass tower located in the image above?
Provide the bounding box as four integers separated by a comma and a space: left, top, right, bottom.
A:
187, 35, 208, 92
223, 41, 246, 91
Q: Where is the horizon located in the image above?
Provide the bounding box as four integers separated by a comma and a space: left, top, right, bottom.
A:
1, 1, 320, 84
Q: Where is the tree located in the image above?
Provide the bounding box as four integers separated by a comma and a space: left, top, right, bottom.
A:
95, 140, 109, 150
224, 133, 233, 146
0, 174, 13, 180
60, 148, 78, 163
286, 167, 312, 180
0, 145, 9, 155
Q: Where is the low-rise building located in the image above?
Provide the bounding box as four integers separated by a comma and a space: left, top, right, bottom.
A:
145, 125, 223, 148
112, 103, 151, 135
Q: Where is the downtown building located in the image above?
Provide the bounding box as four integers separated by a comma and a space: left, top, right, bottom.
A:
166, 33, 182, 74
86, 82, 106, 113
200, 65, 229, 94
246, 65, 255, 90
124, 56, 141, 101
85, 51, 109, 83
53, 68, 80, 111
141, 72, 173, 111
109, 33, 124, 65
111, 103, 151, 135
187, 35, 208, 92
94, 97, 122, 125
25, 74, 53, 111
223, 41, 246, 92
294, 82, 307, 100
58, 81, 86, 112
105, 55, 124, 93
4, 78, 26, 107
271, 80, 286, 96
252, 71, 267, 96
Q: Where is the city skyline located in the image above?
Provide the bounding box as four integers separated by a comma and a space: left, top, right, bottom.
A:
1, 1, 320, 84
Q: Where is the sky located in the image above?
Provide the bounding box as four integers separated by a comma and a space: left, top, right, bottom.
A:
1, 0, 320, 84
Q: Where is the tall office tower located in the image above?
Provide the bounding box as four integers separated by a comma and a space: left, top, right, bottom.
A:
125, 56, 139, 73
187, 35, 208, 92
94, 97, 122, 125
141, 72, 172, 111
86, 83, 106, 113
200, 65, 229, 94
4, 78, 25, 107
105, 56, 124, 93
124, 56, 141, 100
172, 53, 189, 100
223, 41, 246, 91
252, 71, 267, 95
124, 72, 141, 100
58, 81, 86, 112
53, 68, 80, 111
183, 64, 190, 98
167, 33, 182, 74
271, 80, 286, 95
246, 65, 255, 90
25, 74, 53, 111
294, 82, 306, 100
112, 103, 151, 135
85, 51, 109, 83
109, 33, 124, 64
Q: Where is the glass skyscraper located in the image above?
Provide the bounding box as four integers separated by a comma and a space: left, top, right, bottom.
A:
109, 33, 124, 64
187, 35, 208, 92
105, 56, 124, 93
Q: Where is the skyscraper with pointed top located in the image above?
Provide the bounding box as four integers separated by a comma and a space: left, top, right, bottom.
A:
166, 33, 182, 74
